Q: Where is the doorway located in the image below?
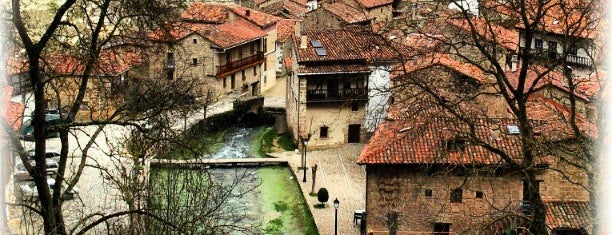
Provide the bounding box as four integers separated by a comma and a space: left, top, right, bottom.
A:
348, 124, 361, 143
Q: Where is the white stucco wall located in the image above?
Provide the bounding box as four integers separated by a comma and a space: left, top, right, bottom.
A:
365, 66, 390, 132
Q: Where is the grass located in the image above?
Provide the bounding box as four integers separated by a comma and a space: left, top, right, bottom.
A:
258, 166, 319, 235
252, 127, 298, 158
162, 129, 226, 160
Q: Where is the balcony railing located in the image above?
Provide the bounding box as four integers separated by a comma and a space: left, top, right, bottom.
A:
518, 47, 593, 67
565, 54, 593, 67
216, 52, 264, 78
306, 88, 368, 101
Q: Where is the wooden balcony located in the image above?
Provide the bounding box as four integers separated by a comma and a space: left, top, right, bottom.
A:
565, 54, 593, 67
518, 47, 593, 67
216, 52, 264, 78
306, 88, 368, 102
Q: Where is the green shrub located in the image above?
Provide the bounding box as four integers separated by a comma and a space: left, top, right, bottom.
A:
317, 188, 329, 205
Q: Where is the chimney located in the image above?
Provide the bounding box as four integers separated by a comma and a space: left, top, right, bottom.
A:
510, 55, 518, 72
300, 35, 308, 49
294, 21, 302, 38
246, 9, 250, 16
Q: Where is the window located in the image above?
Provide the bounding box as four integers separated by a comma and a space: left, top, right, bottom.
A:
193, 38, 197, 44
242, 70, 246, 81
226, 53, 231, 63
568, 45, 578, 55
223, 77, 227, 88
445, 137, 467, 152
433, 223, 451, 234
166, 52, 174, 67
239, 48, 244, 58
263, 38, 268, 53
548, 41, 558, 59
166, 70, 174, 80
351, 101, 359, 111
534, 39, 543, 49
450, 188, 462, 203
320, 126, 328, 138
264, 60, 267, 71
476, 191, 484, 198
192, 58, 198, 66
251, 43, 256, 55
253, 66, 257, 76
425, 189, 432, 197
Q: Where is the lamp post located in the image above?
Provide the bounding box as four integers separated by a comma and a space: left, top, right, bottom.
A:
334, 198, 340, 235
302, 137, 309, 182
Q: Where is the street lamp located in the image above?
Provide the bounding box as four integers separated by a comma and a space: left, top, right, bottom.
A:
334, 198, 340, 235
302, 137, 309, 182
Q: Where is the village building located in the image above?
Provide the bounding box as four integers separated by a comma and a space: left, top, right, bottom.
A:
303, 2, 372, 30
358, 94, 594, 234
286, 27, 398, 149
148, 3, 282, 101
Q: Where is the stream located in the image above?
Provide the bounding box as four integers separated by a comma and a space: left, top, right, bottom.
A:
204, 127, 256, 159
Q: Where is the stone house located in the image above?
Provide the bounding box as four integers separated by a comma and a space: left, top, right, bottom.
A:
286, 27, 398, 149
149, 3, 281, 100
340, 0, 393, 23
358, 97, 593, 234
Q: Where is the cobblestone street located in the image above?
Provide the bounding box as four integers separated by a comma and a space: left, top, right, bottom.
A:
271, 144, 366, 235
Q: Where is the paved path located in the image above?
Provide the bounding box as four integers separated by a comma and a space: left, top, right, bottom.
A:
270, 144, 366, 235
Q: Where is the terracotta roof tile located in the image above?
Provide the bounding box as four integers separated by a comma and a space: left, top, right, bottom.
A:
545, 201, 591, 230
297, 64, 370, 75
210, 20, 267, 49
281, 0, 309, 18
181, 3, 229, 23
322, 3, 371, 24
449, 18, 519, 51
356, 0, 393, 9
297, 28, 399, 63
395, 53, 487, 83
524, 95, 597, 139
277, 19, 300, 43
229, 5, 282, 28
505, 66, 595, 101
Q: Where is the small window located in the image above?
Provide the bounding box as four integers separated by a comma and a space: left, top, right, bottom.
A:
192, 58, 198, 66
239, 48, 244, 58
534, 39, 543, 49
476, 191, 484, 198
450, 188, 462, 203
351, 101, 359, 111
263, 38, 268, 53
425, 189, 432, 197
253, 66, 257, 76
193, 38, 197, 44
320, 126, 329, 138
242, 70, 246, 81
433, 223, 451, 234
166, 70, 174, 80
264, 60, 267, 71
223, 77, 227, 88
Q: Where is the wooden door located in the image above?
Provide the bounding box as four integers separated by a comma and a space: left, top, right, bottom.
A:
348, 124, 361, 143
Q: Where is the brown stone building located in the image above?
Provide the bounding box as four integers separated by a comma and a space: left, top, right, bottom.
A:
149, 3, 282, 100
286, 27, 399, 149
303, 2, 372, 30
358, 96, 594, 234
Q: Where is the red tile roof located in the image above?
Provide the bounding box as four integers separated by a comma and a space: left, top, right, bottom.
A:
281, 0, 309, 18
358, 113, 535, 165
297, 64, 370, 75
355, 0, 393, 9
448, 18, 519, 51
210, 20, 268, 49
2, 86, 25, 131
277, 19, 300, 43
396, 53, 488, 83
545, 201, 591, 230
181, 3, 229, 23
524, 94, 597, 139
504, 66, 597, 102
296, 28, 399, 63
41, 50, 142, 76
229, 4, 282, 28
322, 3, 371, 24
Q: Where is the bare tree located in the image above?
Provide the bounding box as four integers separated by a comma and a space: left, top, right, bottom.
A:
366, 0, 603, 233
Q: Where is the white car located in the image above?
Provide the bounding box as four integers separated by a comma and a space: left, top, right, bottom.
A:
14, 159, 59, 181
27, 149, 61, 162
17, 178, 79, 201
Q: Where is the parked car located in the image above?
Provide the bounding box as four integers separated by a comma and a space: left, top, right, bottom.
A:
20, 113, 61, 141
14, 159, 59, 181
27, 149, 61, 162
16, 178, 78, 201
